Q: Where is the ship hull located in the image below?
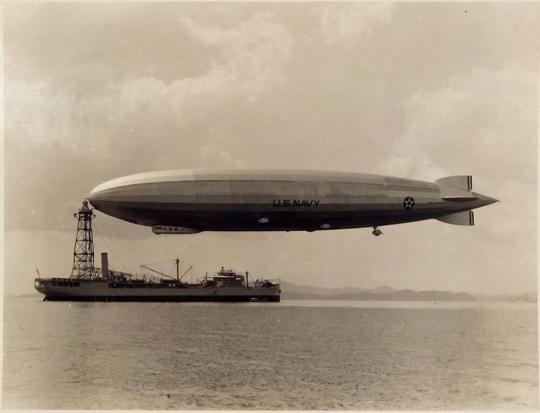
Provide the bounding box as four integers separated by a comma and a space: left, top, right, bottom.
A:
35, 280, 280, 302
43, 295, 280, 302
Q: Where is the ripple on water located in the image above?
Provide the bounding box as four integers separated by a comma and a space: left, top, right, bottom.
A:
3, 297, 538, 409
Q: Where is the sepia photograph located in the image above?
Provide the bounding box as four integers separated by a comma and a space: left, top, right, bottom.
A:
2, 1, 539, 410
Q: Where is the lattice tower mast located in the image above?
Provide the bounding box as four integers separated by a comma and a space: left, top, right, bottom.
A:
71, 199, 97, 279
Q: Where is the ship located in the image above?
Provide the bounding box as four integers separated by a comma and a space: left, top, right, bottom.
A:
34, 201, 280, 302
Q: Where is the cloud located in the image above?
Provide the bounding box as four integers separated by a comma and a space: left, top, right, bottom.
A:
5, 81, 79, 150
7, 9, 296, 139
4, 3, 215, 87
319, 3, 395, 47
200, 145, 247, 169
179, 12, 296, 102
385, 65, 538, 184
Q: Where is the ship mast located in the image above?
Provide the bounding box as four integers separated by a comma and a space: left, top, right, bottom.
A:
71, 199, 97, 279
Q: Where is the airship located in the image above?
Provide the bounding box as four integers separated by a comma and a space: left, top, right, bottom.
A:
88, 169, 498, 236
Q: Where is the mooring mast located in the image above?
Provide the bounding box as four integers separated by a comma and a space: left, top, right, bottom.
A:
71, 199, 97, 279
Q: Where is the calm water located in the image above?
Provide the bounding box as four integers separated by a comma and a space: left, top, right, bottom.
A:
3, 295, 538, 409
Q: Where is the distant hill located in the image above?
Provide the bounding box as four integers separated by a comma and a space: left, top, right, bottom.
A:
279, 281, 395, 296
280, 281, 474, 302
472, 292, 537, 303
280, 281, 538, 302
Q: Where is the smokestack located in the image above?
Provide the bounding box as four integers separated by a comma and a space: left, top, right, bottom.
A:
101, 252, 109, 279
246, 271, 249, 288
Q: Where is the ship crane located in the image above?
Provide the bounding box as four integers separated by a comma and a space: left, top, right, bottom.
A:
139, 259, 192, 282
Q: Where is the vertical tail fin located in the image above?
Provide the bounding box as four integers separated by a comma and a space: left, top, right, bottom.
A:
436, 210, 474, 226
435, 175, 473, 191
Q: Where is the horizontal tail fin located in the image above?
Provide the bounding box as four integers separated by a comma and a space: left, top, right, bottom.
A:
436, 175, 473, 191
436, 210, 474, 226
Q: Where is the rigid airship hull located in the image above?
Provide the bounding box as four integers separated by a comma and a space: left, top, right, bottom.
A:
88, 170, 497, 233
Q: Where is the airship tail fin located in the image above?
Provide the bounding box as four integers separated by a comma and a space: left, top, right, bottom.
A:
435, 175, 473, 191
436, 210, 474, 226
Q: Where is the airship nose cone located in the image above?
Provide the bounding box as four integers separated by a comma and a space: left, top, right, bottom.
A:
87, 186, 104, 205
88, 187, 99, 201
88, 182, 114, 209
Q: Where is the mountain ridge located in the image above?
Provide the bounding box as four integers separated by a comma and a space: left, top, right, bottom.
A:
280, 280, 536, 302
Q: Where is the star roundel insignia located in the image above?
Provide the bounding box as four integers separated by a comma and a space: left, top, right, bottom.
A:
403, 196, 415, 210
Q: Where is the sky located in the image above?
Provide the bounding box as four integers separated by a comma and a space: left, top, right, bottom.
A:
3, 2, 539, 295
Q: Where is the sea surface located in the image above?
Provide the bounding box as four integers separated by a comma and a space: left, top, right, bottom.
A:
3, 295, 538, 409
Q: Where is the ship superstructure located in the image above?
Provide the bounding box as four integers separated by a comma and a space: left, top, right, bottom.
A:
34, 201, 280, 302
